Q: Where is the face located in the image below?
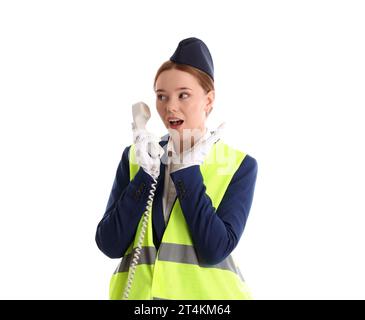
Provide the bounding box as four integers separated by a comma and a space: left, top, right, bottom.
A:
155, 69, 214, 142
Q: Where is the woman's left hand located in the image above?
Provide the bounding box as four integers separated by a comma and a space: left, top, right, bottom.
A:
171, 122, 225, 166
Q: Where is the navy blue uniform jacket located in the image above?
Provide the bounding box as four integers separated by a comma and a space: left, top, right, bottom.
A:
95, 138, 258, 265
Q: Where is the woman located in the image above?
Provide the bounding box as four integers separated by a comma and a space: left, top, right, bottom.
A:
95, 37, 258, 300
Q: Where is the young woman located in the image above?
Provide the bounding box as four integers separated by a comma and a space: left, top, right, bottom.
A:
95, 37, 258, 300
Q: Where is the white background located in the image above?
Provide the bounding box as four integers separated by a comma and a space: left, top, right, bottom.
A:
1, 0, 364, 299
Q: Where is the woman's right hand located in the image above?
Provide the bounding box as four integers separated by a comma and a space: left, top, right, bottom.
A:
132, 126, 164, 180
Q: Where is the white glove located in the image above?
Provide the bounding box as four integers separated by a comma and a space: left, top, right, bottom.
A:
170, 122, 225, 167
132, 126, 165, 180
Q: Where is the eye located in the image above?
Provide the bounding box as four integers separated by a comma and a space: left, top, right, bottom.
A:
179, 92, 189, 99
157, 94, 167, 101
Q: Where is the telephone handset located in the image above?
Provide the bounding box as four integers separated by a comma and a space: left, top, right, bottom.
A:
132, 101, 164, 159
132, 101, 151, 132
122, 101, 161, 300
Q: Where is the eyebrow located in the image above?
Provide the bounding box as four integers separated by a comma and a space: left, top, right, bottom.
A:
155, 87, 192, 93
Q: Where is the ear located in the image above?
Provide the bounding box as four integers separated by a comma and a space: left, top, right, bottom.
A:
204, 90, 215, 115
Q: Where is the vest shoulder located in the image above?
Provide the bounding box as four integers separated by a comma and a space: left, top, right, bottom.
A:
217, 139, 245, 154
218, 140, 257, 167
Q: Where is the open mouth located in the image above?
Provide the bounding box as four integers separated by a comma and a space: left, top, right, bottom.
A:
168, 119, 184, 128
169, 119, 184, 125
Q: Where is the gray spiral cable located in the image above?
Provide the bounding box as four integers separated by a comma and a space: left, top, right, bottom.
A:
122, 176, 158, 300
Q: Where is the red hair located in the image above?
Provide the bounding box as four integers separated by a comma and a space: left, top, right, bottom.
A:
153, 60, 214, 93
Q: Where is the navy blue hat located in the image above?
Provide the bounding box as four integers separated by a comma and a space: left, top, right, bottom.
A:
170, 37, 214, 81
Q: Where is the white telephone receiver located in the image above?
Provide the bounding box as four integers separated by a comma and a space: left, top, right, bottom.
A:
122, 101, 161, 300
132, 101, 164, 159
132, 101, 150, 130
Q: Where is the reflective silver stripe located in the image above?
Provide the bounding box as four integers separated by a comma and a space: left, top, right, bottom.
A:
114, 246, 156, 273
153, 297, 170, 300
114, 243, 245, 281
158, 242, 245, 280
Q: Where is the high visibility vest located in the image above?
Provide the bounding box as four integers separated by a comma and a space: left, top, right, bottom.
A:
109, 140, 252, 300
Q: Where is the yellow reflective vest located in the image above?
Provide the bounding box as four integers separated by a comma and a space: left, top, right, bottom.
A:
109, 140, 252, 300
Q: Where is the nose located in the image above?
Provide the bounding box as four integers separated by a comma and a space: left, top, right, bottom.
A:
166, 100, 179, 114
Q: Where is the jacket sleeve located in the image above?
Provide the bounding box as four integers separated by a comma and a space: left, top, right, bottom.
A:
95, 146, 155, 259
170, 154, 258, 265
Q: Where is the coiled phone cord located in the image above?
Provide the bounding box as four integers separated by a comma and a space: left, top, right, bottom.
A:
122, 176, 158, 300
